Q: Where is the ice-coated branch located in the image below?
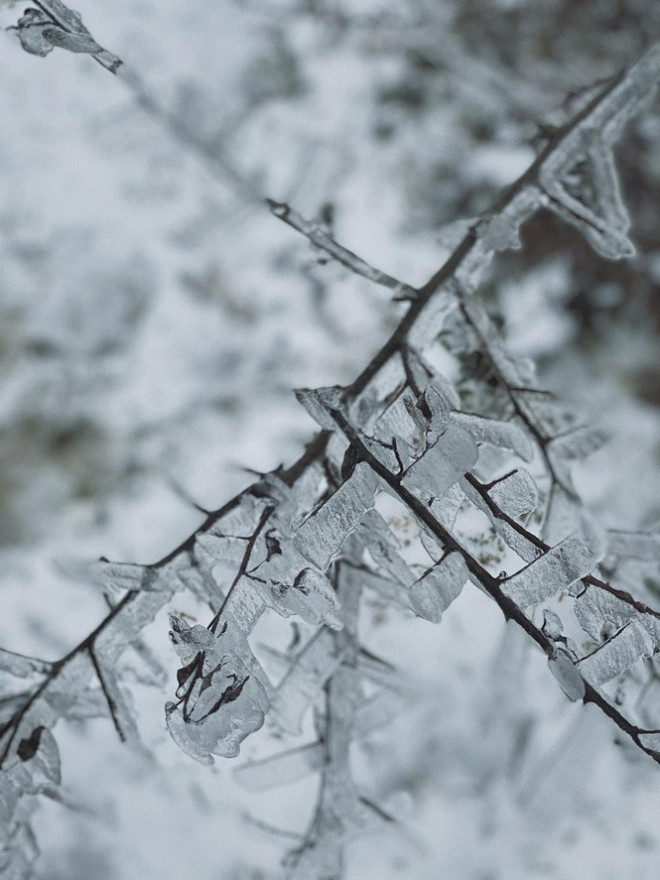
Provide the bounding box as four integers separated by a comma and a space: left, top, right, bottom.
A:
266, 200, 418, 300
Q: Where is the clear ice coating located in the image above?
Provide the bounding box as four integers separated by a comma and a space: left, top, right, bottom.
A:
166, 617, 269, 764
540, 129, 636, 260
409, 552, 469, 623
578, 618, 655, 686
270, 630, 344, 735
548, 650, 586, 702
453, 413, 534, 462
501, 517, 605, 608
293, 462, 379, 570
606, 529, 660, 560
488, 469, 539, 518
234, 742, 324, 791
402, 422, 479, 503
91, 560, 160, 593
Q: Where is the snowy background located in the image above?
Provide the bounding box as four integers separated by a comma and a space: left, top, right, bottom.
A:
2, 1, 660, 877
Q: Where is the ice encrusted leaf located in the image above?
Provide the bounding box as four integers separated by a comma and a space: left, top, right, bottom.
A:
268, 568, 343, 630
542, 483, 584, 544
0, 651, 51, 680
501, 517, 605, 608
548, 649, 586, 702
453, 413, 533, 462
402, 422, 479, 502
409, 552, 468, 623
574, 587, 633, 643
167, 617, 269, 763
340, 558, 410, 608
549, 424, 607, 463
606, 529, 660, 560
270, 630, 344, 735
488, 469, 539, 518
542, 609, 564, 640
578, 619, 655, 685
234, 742, 324, 791
296, 385, 344, 431
460, 476, 539, 563
477, 212, 523, 252
357, 509, 415, 587
40, 25, 103, 55
415, 385, 452, 444
91, 560, 160, 592
293, 462, 379, 570
14, 10, 54, 56
638, 731, 660, 753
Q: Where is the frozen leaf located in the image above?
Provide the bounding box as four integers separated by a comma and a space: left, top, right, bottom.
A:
501, 517, 605, 608
266, 568, 343, 631
578, 619, 654, 685
542, 132, 635, 260
194, 532, 252, 567
460, 476, 540, 562
0, 651, 51, 680
488, 469, 539, 518
270, 630, 344, 735
542, 610, 564, 640
460, 298, 533, 387
574, 588, 633, 643
454, 414, 533, 462
340, 560, 410, 608
357, 510, 414, 587
408, 289, 460, 349
40, 25, 103, 55
14, 10, 54, 56
293, 463, 379, 570
477, 212, 523, 252
548, 425, 607, 472
296, 386, 343, 431
542, 484, 583, 544
428, 483, 464, 531
402, 423, 479, 502
638, 731, 660, 753
409, 552, 468, 623
548, 650, 586, 702
606, 529, 660, 560
167, 618, 269, 763
234, 742, 324, 791
91, 560, 160, 593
